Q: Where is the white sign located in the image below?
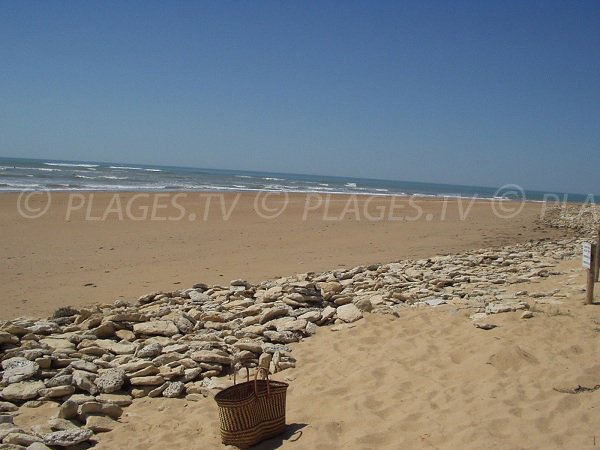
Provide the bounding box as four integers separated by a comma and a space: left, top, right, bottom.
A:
582, 242, 592, 269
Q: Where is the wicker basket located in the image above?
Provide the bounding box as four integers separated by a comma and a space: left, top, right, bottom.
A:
214, 368, 289, 448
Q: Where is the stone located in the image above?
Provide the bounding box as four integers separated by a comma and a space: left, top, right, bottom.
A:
319, 281, 343, 300
70, 360, 98, 373
38, 385, 76, 398
43, 428, 94, 447
2, 357, 39, 384
96, 394, 132, 407
336, 304, 363, 323
133, 321, 179, 336
95, 368, 125, 394
0, 423, 21, 441
258, 353, 272, 370
3, 432, 42, 445
78, 401, 122, 419
0, 332, 18, 345
91, 322, 116, 338
129, 375, 165, 386
85, 415, 118, 432
474, 322, 497, 330
162, 381, 185, 398
39, 338, 75, 352
259, 308, 290, 325
0, 381, 45, 401
174, 317, 194, 334
136, 343, 163, 358
72, 371, 97, 394
26, 443, 53, 450
521, 311, 534, 319
0, 403, 18, 413
190, 350, 232, 365
95, 339, 137, 355
233, 340, 263, 354
48, 418, 80, 431
57, 401, 78, 420
115, 329, 136, 341
0, 415, 13, 425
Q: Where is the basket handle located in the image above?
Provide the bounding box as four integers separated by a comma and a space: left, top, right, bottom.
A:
233, 366, 250, 385
254, 367, 271, 397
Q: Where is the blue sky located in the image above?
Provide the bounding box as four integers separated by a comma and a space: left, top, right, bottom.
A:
1, 0, 598, 193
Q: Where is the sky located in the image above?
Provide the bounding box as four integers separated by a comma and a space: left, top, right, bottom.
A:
1, 1, 599, 194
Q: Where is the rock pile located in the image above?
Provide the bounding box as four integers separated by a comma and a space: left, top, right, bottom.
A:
540, 204, 600, 237
0, 232, 588, 446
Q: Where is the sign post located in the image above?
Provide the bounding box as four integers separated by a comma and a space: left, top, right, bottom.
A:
583, 242, 596, 305
596, 227, 600, 282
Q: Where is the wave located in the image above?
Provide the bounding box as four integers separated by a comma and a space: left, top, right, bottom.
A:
235, 175, 253, 179
109, 166, 162, 172
345, 182, 357, 188
74, 175, 129, 180
44, 162, 99, 168
262, 177, 284, 181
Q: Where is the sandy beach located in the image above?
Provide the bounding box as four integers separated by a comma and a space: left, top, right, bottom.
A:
11, 258, 600, 449
1, 192, 560, 319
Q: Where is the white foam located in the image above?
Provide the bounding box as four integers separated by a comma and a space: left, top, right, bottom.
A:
345, 182, 357, 188
44, 162, 99, 168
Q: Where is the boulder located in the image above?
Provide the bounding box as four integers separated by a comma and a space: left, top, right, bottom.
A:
336, 304, 363, 323
43, 428, 94, 447
0, 381, 45, 401
133, 321, 179, 336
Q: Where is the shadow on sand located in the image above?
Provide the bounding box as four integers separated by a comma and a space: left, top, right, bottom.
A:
251, 423, 308, 449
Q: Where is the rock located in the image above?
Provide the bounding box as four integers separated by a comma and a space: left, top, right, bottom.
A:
26, 443, 53, 450
319, 281, 343, 300
0, 423, 21, 441
258, 353, 272, 370
262, 330, 302, 343
1, 357, 39, 383
43, 428, 94, 447
190, 350, 232, 365
3, 432, 42, 445
0, 415, 13, 425
520, 311, 534, 319
0, 381, 45, 401
0, 403, 18, 413
474, 322, 497, 330
115, 329, 136, 341
72, 371, 97, 395
0, 332, 18, 345
78, 401, 122, 419
129, 375, 165, 386
95, 368, 125, 394
39, 338, 75, 352
136, 343, 163, 358
162, 381, 185, 398
48, 418, 80, 431
353, 297, 373, 312
95, 339, 137, 355
96, 394, 132, 407
57, 401, 78, 420
259, 308, 290, 325
91, 322, 116, 338
85, 415, 118, 432
38, 385, 76, 398
70, 360, 98, 373
336, 304, 363, 323
233, 340, 263, 354
174, 317, 194, 334
133, 321, 178, 336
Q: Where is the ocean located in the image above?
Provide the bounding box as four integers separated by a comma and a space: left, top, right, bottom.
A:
0, 156, 594, 202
